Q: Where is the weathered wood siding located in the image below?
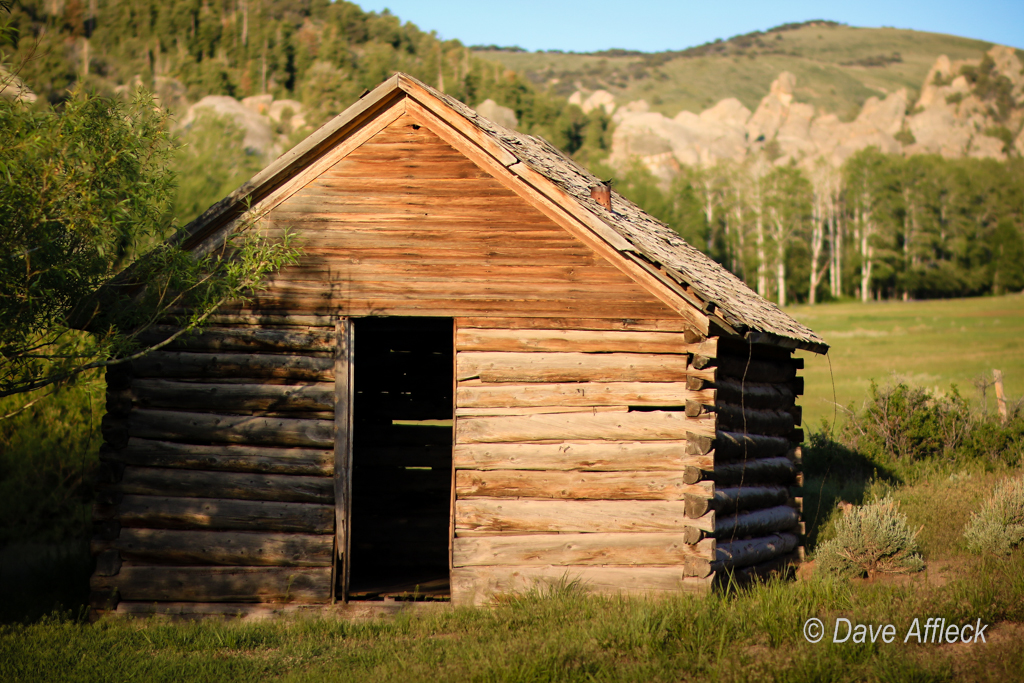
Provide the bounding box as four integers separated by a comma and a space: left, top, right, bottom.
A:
232, 111, 681, 321
92, 319, 337, 613
451, 320, 721, 605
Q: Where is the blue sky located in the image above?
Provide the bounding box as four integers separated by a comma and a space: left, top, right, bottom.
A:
358, 1, 1024, 53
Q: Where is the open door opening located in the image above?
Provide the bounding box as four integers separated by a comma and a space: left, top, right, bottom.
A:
346, 317, 453, 600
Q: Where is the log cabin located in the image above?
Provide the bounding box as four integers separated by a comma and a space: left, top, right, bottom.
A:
90, 73, 829, 617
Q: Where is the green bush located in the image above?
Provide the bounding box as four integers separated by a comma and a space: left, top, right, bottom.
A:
839, 381, 972, 462
963, 476, 1024, 555
815, 497, 925, 579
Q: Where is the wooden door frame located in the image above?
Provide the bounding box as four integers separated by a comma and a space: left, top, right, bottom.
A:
333, 318, 354, 603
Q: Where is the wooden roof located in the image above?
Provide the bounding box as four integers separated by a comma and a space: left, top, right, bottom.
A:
173, 73, 828, 354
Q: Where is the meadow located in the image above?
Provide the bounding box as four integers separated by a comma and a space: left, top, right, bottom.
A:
790, 293, 1024, 428
1, 295, 1023, 681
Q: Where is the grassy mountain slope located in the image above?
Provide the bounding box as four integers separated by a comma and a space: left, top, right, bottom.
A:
477, 22, 999, 119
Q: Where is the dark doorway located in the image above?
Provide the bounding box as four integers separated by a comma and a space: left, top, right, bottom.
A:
347, 317, 453, 600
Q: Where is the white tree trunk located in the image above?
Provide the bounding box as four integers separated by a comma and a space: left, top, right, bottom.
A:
860, 208, 873, 303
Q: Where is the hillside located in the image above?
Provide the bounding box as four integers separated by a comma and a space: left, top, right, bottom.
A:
474, 22, 1001, 122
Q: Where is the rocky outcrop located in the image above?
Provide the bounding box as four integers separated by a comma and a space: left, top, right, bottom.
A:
180, 93, 310, 158
475, 99, 518, 129
0, 67, 37, 103
591, 43, 1023, 181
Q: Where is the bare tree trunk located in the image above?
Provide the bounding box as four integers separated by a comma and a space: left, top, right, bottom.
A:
809, 206, 824, 305
860, 206, 874, 303
261, 39, 267, 94
701, 173, 716, 254
756, 209, 767, 298
776, 221, 787, 307
242, 0, 249, 47
829, 192, 841, 298
437, 45, 445, 92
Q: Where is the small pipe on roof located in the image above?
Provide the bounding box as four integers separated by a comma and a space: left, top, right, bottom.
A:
590, 182, 612, 212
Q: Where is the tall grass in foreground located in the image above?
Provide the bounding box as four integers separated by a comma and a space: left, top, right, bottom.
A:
1, 555, 1023, 683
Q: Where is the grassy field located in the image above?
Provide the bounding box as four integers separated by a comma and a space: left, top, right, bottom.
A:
790, 294, 1024, 429
2, 550, 1023, 681
478, 24, 1000, 118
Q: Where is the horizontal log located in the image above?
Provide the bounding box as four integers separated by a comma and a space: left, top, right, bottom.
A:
132, 380, 335, 413
264, 275, 645, 300
453, 533, 715, 567
115, 466, 333, 504
456, 471, 713, 501
711, 355, 797, 384
454, 406, 628, 417
451, 566, 713, 606
137, 326, 335, 353
229, 298, 676, 321
712, 505, 800, 539
683, 485, 791, 518
684, 533, 799, 578
455, 499, 713, 534
682, 456, 797, 486
117, 495, 334, 533
684, 431, 792, 460
455, 317, 694, 332
101, 415, 129, 450
725, 550, 801, 585
132, 351, 334, 381
453, 442, 712, 472
197, 312, 337, 327
457, 411, 715, 444
456, 352, 691, 383
90, 565, 331, 603
129, 410, 334, 448
94, 550, 122, 577
712, 378, 795, 410
112, 438, 333, 476
785, 404, 803, 427
455, 328, 716, 355
106, 389, 133, 417
457, 382, 714, 409
113, 529, 332, 567
713, 431, 794, 462
713, 404, 795, 438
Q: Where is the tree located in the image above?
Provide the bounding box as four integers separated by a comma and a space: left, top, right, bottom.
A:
0, 87, 298, 402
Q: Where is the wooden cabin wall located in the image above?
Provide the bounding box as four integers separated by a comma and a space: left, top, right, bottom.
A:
91, 316, 338, 616
678, 338, 805, 582
450, 318, 726, 606
230, 111, 682, 322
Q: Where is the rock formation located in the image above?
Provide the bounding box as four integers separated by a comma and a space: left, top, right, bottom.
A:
179, 93, 309, 158
475, 99, 519, 129
588, 44, 1024, 182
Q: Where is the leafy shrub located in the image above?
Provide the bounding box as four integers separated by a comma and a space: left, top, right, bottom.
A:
816, 497, 925, 578
839, 381, 972, 462
963, 476, 1024, 555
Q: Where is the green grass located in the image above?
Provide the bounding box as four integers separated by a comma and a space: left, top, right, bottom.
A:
790, 294, 1024, 429
2, 554, 1023, 682
478, 24, 1001, 118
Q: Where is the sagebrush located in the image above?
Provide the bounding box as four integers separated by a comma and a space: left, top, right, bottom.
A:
815, 496, 925, 578
963, 476, 1024, 555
